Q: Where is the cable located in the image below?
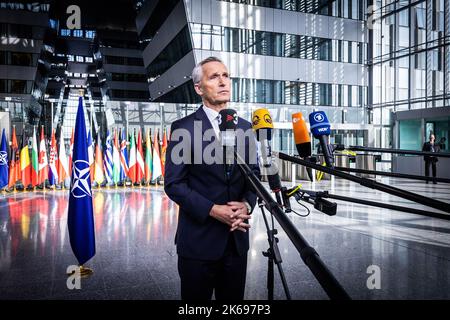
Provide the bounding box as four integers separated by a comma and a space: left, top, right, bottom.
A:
293, 199, 311, 217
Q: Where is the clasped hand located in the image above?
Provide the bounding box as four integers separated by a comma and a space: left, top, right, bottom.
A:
209, 202, 251, 232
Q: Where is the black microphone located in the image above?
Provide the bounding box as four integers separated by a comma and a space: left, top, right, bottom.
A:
309, 111, 334, 167
252, 108, 291, 213
218, 109, 238, 181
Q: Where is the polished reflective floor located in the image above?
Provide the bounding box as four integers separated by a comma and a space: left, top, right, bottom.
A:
0, 178, 449, 300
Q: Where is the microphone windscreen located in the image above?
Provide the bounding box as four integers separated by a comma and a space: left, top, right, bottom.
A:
252, 108, 274, 131
252, 108, 274, 142
218, 109, 238, 131
292, 112, 311, 158
309, 111, 330, 137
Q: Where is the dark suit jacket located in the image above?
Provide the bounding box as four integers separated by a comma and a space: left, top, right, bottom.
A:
422, 142, 439, 162
164, 107, 260, 261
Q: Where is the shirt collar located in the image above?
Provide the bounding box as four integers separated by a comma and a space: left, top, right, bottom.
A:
202, 105, 220, 123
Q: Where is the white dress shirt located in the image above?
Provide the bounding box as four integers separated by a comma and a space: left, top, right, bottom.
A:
202, 105, 220, 138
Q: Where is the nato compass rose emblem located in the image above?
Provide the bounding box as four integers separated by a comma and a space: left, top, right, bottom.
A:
0, 150, 7, 166
71, 160, 92, 198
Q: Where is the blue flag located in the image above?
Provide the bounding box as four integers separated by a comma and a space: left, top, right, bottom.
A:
68, 97, 96, 265
0, 129, 8, 189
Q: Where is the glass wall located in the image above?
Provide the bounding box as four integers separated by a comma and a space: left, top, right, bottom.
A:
191, 23, 366, 64
104, 55, 144, 66
107, 73, 147, 82
0, 79, 34, 94
231, 78, 365, 107
219, 0, 367, 20
153, 80, 200, 103
0, 22, 44, 39
371, 0, 450, 148
145, 25, 192, 79
399, 119, 422, 150
0, 51, 39, 67
138, 0, 180, 41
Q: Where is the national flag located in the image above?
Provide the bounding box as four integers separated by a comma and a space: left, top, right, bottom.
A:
0, 129, 8, 189
119, 129, 129, 182
161, 127, 168, 177
87, 130, 94, 179
8, 126, 19, 188
20, 134, 31, 188
144, 128, 153, 184
67, 96, 96, 266
128, 129, 137, 184
58, 129, 69, 184
103, 129, 113, 185
152, 128, 162, 181
14, 133, 21, 183
48, 129, 59, 186
136, 128, 145, 184
112, 129, 121, 184
68, 128, 74, 175
93, 132, 105, 185
38, 126, 48, 186
31, 127, 39, 187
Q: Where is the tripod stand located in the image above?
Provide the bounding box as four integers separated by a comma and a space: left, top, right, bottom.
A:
257, 198, 291, 300
235, 152, 350, 300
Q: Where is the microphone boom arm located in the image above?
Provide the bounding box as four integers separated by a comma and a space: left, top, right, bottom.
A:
286, 187, 450, 221
234, 151, 351, 300
278, 152, 450, 214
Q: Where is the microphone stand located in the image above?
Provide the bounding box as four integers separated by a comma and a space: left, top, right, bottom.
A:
287, 187, 450, 221
333, 166, 450, 184
257, 197, 291, 300
278, 152, 450, 213
234, 151, 351, 300
348, 145, 450, 158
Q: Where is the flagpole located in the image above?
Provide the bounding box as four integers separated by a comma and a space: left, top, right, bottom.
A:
13, 125, 17, 193
61, 128, 65, 190
90, 96, 93, 133
22, 123, 26, 192
32, 125, 35, 192
51, 101, 54, 134
41, 125, 46, 192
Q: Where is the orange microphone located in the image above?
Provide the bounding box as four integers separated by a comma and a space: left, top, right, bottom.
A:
292, 112, 311, 158
292, 112, 313, 181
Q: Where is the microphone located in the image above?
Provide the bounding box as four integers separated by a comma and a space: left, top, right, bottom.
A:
218, 109, 238, 181
309, 111, 334, 167
292, 112, 311, 157
292, 112, 314, 181
252, 108, 274, 168
252, 108, 291, 212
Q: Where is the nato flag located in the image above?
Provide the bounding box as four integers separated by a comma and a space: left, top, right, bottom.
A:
68, 97, 96, 265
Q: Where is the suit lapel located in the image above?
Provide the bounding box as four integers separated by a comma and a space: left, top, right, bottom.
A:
194, 106, 225, 181
194, 107, 248, 182
194, 106, 213, 136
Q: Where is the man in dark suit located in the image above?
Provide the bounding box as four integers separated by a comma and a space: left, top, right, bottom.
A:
164, 56, 260, 300
422, 134, 439, 184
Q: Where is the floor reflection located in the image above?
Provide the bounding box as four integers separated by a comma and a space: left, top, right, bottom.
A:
0, 187, 179, 273
0, 179, 449, 300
